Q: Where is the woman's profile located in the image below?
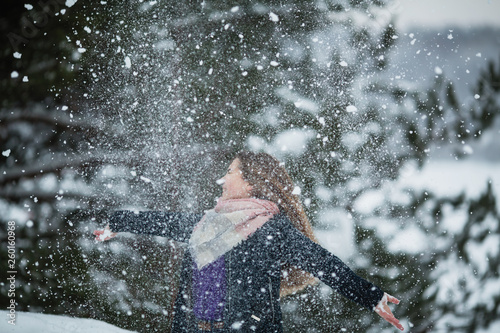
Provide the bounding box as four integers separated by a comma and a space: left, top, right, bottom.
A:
94, 151, 404, 332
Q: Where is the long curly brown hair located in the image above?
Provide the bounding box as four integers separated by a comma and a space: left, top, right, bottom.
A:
236, 151, 319, 297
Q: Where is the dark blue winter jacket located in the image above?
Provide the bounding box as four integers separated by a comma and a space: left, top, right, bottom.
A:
108, 211, 384, 332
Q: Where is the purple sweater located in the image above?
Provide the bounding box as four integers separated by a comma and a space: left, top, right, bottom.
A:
192, 256, 226, 321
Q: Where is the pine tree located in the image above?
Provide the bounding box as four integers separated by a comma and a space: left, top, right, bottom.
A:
349, 55, 500, 332
0, 0, 102, 316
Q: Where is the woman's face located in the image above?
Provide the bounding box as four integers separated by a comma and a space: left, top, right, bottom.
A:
218, 158, 253, 200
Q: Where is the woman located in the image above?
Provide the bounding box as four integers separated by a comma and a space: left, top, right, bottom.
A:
94, 151, 404, 332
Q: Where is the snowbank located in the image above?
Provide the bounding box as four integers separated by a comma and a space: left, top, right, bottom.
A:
0, 311, 136, 333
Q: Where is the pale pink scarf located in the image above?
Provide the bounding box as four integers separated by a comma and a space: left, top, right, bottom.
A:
189, 198, 279, 269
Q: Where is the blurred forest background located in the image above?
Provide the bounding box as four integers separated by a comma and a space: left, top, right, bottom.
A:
1, 0, 499, 332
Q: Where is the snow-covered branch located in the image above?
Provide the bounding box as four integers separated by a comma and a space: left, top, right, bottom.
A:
0, 153, 133, 186
0, 109, 98, 132
0, 189, 118, 204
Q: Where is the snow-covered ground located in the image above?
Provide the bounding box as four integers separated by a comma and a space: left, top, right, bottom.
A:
0, 311, 136, 333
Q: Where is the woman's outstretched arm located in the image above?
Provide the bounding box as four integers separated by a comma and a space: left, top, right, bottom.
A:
274, 215, 404, 331
94, 211, 203, 243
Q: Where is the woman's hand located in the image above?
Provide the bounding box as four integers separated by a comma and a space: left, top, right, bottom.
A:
375, 293, 404, 331
93, 224, 118, 241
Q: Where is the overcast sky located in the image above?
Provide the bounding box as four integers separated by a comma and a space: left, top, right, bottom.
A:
394, 0, 500, 31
